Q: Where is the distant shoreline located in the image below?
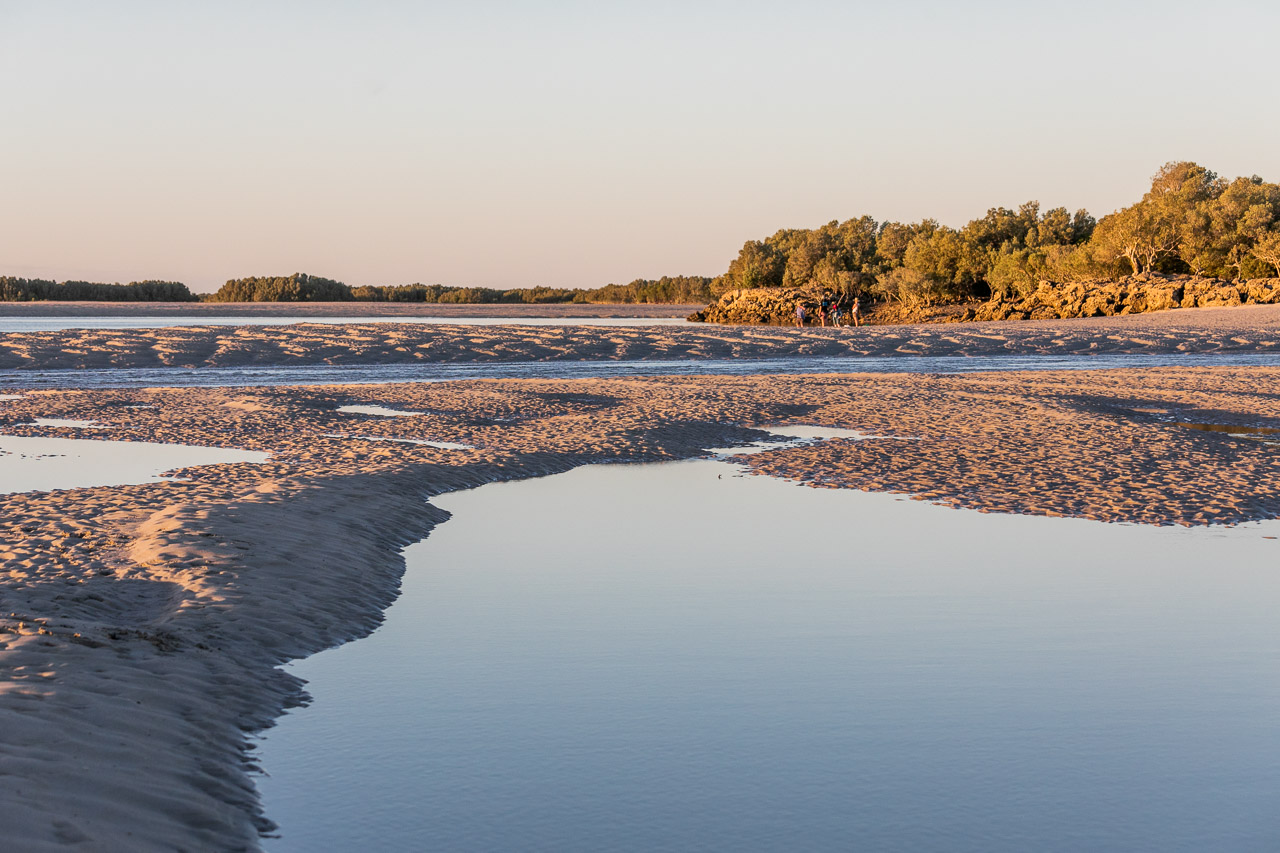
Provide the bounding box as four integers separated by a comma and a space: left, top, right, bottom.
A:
0, 301, 703, 319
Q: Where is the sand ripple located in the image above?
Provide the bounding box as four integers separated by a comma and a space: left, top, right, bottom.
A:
2, 304, 1280, 370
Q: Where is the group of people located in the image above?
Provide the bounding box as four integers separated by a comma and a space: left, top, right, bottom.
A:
795, 293, 861, 328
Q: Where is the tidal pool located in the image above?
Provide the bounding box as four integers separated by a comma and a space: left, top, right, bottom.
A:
322, 433, 475, 450
0, 435, 268, 494
335, 405, 424, 417
256, 458, 1280, 852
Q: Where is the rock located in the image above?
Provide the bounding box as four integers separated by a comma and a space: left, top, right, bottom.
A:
689, 287, 821, 326
689, 274, 1279, 326
1200, 285, 1243, 308
975, 274, 1260, 322
1241, 280, 1280, 304
1145, 284, 1183, 312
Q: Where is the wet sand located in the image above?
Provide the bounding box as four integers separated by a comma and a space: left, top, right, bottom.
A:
3, 313, 1280, 849
1, 303, 1279, 370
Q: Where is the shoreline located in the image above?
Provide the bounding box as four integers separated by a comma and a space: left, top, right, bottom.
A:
4, 315, 1280, 849
0, 301, 703, 319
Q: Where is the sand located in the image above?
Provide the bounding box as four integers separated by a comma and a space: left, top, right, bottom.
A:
1, 302, 1280, 370
3, 312, 1280, 850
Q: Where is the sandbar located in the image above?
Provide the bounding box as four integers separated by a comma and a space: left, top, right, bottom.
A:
2, 303, 1279, 371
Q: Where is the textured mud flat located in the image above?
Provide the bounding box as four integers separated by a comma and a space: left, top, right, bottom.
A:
2, 303, 1280, 370
2, 364, 1279, 850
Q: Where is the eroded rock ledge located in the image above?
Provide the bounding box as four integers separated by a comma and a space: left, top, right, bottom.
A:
971, 275, 1280, 321
690, 276, 1280, 326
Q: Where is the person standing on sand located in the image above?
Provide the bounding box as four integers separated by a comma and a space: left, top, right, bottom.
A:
850, 296, 861, 327
796, 302, 807, 327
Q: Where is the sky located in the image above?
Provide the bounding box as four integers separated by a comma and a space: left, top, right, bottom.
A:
3, 0, 1278, 293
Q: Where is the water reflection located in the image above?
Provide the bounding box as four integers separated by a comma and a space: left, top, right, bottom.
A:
30, 417, 105, 428
335, 405, 423, 417
709, 424, 917, 457
0, 435, 268, 494
257, 459, 1280, 852
1181, 422, 1280, 444
322, 433, 474, 450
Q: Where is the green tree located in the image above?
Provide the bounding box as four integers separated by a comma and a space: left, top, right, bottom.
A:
1253, 230, 1280, 276
721, 240, 784, 292
1090, 203, 1178, 274
209, 273, 352, 302
875, 221, 923, 269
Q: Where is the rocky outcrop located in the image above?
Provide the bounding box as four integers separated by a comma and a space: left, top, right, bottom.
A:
689, 276, 1280, 326
687, 287, 971, 326
688, 287, 816, 325
971, 275, 1280, 322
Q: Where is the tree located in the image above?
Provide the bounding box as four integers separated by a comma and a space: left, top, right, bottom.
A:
721, 240, 784, 292
1091, 203, 1178, 274
780, 217, 879, 293
902, 227, 985, 298
875, 221, 920, 269
987, 249, 1052, 299
209, 273, 353, 302
1253, 230, 1280, 276
872, 267, 949, 307
0, 276, 195, 302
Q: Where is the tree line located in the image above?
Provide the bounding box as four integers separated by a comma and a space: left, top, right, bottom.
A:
0, 277, 196, 302
0, 272, 714, 304
205, 274, 716, 304
715, 161, 1280, 307
6, 163, 1276, 307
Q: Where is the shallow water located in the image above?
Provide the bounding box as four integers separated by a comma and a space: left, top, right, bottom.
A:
5, 352, 1280, 391
256, 457, 1280, 852
30, 417, 105, 428
0, 316, 692, 333
706, 424, 882, 456
335, 404, 423, 417
323, 433, 475, 450
0, 435, 268, 494
1182, 422, 1280, 444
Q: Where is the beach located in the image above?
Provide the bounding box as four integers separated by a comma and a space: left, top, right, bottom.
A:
3, 310, 1280, 850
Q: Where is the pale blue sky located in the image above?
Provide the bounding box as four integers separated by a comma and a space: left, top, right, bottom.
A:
3, 1, 1277, 292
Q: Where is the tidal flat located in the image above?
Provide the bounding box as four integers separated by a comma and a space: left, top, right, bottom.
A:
2, 322, 1280, 849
